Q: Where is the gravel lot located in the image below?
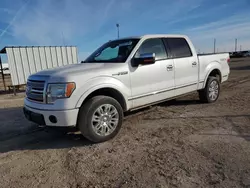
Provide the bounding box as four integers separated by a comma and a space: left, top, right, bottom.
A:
0, 57, 250, 188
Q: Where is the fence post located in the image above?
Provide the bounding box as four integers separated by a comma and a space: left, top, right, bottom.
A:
0, 55, 6, 91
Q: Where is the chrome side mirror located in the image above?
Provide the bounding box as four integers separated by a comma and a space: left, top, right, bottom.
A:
132, 53, 156, 67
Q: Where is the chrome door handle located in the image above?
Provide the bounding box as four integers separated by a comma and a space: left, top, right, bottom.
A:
167, 65, 173, 71
192, 62, 197, 66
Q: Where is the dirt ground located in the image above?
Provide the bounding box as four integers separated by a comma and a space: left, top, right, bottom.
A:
0, 58, 250, 188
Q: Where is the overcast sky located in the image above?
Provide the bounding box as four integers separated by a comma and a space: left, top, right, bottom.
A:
0, 0, 250, 60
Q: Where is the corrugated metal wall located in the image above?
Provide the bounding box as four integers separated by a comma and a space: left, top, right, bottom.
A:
6, 46, 78, 86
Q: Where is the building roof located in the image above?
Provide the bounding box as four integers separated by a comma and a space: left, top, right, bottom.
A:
0, 45, 77, 54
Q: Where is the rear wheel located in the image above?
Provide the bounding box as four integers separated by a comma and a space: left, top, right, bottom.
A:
77, 96, 123, 143
199, 76, 220, 103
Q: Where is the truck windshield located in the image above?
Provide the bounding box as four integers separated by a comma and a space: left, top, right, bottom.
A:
83, 39, 140, 63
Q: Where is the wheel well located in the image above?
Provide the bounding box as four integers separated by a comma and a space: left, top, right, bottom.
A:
83, 88, 127, 111
208, 69, 221, 82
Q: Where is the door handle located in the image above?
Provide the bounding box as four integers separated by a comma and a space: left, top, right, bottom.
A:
167, 65, 173, 71
192, 62, 197, 66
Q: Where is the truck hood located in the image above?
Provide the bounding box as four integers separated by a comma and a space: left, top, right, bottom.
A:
36, 63, 105, 76
32, 63, 125, 82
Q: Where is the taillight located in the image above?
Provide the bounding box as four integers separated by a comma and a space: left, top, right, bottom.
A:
227, 58, 230, 63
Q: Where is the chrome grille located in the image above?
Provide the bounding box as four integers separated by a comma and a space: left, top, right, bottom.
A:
26, 80, 45, 102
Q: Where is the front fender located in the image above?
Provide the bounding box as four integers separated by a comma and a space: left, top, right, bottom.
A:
75, 76, 131, 109
203, 61, 222, 87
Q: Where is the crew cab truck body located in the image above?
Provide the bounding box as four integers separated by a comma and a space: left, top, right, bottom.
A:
23, 34, 230, 142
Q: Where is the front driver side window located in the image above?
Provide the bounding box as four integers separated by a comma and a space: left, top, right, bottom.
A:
95, 46, 119, 61
136, 38, 167, 60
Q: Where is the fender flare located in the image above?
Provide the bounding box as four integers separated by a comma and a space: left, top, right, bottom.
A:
75, 80, 131, 110
203, 62, 222, 88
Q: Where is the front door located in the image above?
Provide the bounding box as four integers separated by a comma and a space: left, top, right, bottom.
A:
129, 38, 175, 108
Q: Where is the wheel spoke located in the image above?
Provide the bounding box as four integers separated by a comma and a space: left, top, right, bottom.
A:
209, 92, 213, 98
110, 117, 118, 123
100, 125, 106, 136
97, 107, 104, 115
104, 104, 110, 113
107, 123, 114, 132
92, 115, 101, 122
95, 123, 102, 130
211, 94, 215, 100
110, 109, 118, 117
211, 81, 216, 87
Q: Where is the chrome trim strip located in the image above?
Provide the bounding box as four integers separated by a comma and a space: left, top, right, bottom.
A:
31, 89, 44, 94
26, 98, 44, 104
128, 87, 175, 101
129, 91, 195, 111
128, 82, 201, 101
25, 104, 79, 112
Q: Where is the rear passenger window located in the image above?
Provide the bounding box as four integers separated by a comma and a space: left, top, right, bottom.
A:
166, 38, 192, 58
136, 38, 167, 60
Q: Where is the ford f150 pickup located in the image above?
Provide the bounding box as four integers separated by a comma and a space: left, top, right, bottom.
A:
23, 34, 230, 142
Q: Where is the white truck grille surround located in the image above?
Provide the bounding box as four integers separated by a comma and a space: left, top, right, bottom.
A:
26, 80, 45, 102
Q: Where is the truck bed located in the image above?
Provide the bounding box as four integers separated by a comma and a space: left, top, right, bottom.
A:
198, 52, 230, 84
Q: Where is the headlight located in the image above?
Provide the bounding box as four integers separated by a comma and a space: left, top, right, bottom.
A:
46, 82, 75, 104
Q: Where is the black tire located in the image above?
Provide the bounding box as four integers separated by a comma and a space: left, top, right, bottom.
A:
199, 76, 220, 103
77, 96, 123, 143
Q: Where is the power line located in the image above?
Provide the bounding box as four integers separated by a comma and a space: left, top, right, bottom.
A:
235, 39, 237, 52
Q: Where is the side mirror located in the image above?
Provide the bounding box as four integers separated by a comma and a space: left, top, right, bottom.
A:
132, 53, 156, 67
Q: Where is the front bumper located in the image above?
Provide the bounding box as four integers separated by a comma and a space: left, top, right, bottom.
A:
23, 105, 79, 127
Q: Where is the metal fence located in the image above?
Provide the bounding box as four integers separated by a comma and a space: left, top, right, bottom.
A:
0, 46, 78, 87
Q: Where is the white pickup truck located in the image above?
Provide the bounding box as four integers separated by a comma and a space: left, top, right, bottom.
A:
23, 34, 230, 142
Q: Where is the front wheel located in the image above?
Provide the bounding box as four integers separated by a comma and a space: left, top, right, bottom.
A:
199, 76, 220, 103
77, 96, 123, 143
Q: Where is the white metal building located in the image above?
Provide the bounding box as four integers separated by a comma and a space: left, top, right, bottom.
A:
0, 46, 78, 89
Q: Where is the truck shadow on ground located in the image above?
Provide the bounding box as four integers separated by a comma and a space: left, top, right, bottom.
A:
1, 98, 249, 153
0, 107, 94, 153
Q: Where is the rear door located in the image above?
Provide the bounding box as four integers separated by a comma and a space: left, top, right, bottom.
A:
164, 37, 199, 95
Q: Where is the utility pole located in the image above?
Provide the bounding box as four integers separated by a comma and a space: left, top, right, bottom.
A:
235, 39, 237, 52
116, 23, 120, 39
214, 39, 216, 53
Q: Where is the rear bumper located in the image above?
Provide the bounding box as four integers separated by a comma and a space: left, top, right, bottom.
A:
222, 74, 229, 83
23, 105, 79, 127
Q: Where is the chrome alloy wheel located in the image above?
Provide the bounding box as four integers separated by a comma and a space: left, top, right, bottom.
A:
91, 104, 119, 136
208, 80, 219, 101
